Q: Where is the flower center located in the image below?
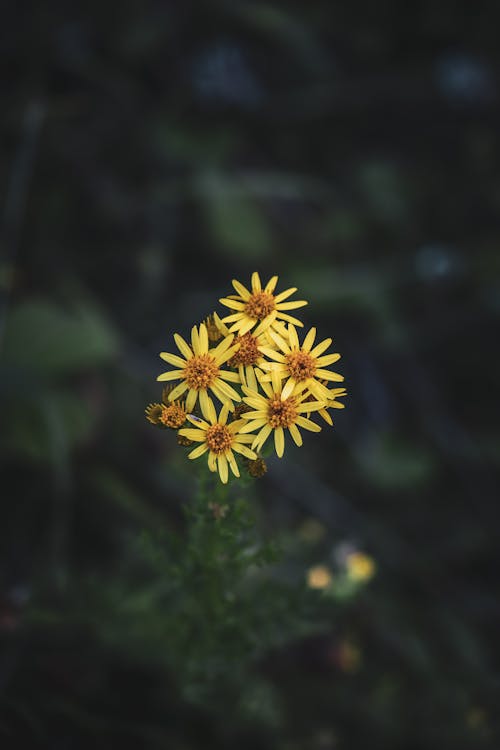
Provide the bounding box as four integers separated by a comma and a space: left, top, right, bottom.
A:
159, 403, 186, 428
184, 354, 219, 390
206, 423, 233, 454
244, 291, 275, 320
286, 350, 317, 381
229, 333, 260, 366
267, 396, 298, 428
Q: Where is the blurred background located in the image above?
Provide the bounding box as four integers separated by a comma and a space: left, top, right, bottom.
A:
1, 1, 499, 748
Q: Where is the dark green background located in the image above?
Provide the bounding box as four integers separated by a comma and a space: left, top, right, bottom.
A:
1, 2, 499, 748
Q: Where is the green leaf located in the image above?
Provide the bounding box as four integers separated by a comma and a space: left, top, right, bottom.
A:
1, 299, 119, 375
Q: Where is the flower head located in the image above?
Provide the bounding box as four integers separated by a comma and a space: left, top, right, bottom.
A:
219, 272, 307, 336
239, 369, 326, 457
178, 397, 258, 483
260, 324, 344, 402
157, 323, 242, 413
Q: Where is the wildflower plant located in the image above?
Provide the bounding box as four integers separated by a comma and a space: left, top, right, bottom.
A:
148, 272, 347, 482
143, 274, 350, 707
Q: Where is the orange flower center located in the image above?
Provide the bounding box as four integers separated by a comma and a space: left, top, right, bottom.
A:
267, 396, 298, 428
286, 350, 317, 381
184, 354, 219, 390
206, 423, 233, 454
244, 291, 275, 320
229, 332, 261, 366
159, 403, 186, 428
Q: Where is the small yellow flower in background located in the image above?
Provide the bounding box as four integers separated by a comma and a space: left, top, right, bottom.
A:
219, 272, 308, 336
157, 322, 242, 412
307, 565, 333, 589
345, 551, 376, 582
240, 369, 325, 457
259, 323, 344, 401
178, 396, 257, 483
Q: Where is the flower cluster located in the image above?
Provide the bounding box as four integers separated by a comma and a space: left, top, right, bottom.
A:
147, 272, 346, 483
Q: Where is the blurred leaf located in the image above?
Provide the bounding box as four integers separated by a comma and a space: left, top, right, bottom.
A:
1, 299, 119, 375
204, 191, 272, 260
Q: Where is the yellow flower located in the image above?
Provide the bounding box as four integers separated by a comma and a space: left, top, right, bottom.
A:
157, 323, 242, 413
345, 552, 376, 582
239, 369, 326, 457
259, 323, 344, 402
178, 397, 257, 484
219, 272, 308, 336
158, 401, 187, 429
307, 565, 333, 589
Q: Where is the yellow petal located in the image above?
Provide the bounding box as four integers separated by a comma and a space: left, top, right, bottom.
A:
174, 333, 193, 359
157, 369, 185, 381
214, 378, 241, 402
274, 427, 285, 457
186, 388, 197, 411
252, 424, 272, 450
289, 424, 303, 446
274, 287, 297, 303
159, 352, 186, 367
281, 378, 296, 401
178, 428, 206, 441
191, 325, 201, 355
232, 443, 257, 460
264, 275, 278, 293
296, 416, 321, 432
232, 279, 251, 299
268, 329, 290, 354
316, 353, 341, 367
226, 449, 240, 477
186, 414, 209, 429
310, 338, 332, 358
251, 271, 262, 292
198, 323, 209, 354
199, 389, 211, 421
302, 327, 316, 352
315, 369, 344, 382
188, 443, 209, 459
168, 381, 188, 400
275, 312, 304, 326
217, 453, 228, 483
220, 401, 230, 425
287, 324, 299, 350
219, 370, 240, 382
276, 300, 308, 310
219, 298, 245, 310
240, 419, 267, 433
238, 317, 257, 335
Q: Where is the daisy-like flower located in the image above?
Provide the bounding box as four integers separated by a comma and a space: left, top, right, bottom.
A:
157, 323, 242, 413
239, 369, 326, 457
178, 397, 257, 483
259, 324, 344, 402
219, 272, 308, 336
